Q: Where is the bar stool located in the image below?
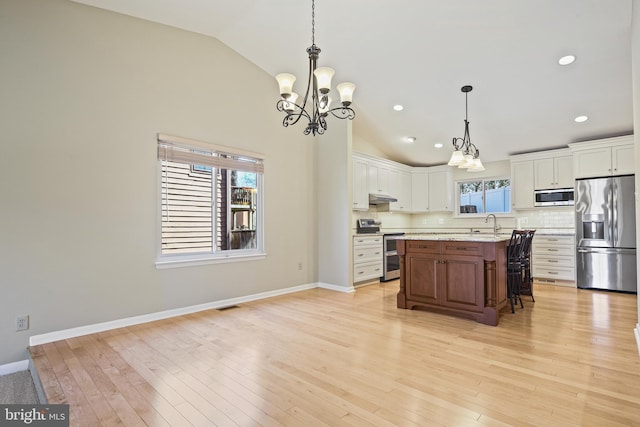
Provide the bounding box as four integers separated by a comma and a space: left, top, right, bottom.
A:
506, 230, 526, 313
519, 230, 536, 302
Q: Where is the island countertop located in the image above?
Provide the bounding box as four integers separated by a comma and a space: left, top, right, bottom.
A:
394, 233, 511, 242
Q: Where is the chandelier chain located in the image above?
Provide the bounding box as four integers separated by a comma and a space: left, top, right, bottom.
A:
311, 0, 315, 46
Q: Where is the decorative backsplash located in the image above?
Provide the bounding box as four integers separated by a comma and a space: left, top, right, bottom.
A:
353, 206, 574, 234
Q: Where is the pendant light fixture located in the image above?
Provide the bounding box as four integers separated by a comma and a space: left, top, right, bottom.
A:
448, 85, 484, 172
275, 0, 356, 136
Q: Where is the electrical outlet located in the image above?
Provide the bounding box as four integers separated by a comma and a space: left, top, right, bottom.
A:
297, 262, 303, 270
16, 315, 29, 331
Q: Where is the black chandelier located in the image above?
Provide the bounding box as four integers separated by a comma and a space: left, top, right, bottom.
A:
448, 85, 485, 171
275, 0, 356, 136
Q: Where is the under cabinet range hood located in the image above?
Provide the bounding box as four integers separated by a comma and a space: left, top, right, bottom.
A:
369, 193, 398, 205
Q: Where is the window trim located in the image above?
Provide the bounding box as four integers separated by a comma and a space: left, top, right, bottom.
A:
454, 176, 513, 218
155, 134, 266, 268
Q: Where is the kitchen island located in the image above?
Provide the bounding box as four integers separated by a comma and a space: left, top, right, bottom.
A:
396, 234, 511, 326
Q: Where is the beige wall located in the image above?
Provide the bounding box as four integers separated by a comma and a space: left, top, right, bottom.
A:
0, 0, 319, 364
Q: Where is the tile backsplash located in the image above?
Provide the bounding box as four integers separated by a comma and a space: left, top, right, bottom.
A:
354, 206, 574, 234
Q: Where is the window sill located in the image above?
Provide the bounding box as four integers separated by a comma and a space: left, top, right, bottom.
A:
155, 252, 266, 269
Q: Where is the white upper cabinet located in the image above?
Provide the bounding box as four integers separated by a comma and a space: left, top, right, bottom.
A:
411, 170, 429, 212
511, 160, 535, 209
390, 170, 412, 212
534, 154, 573, 190
352, 156, 369, 211
368, 162, 391, 194
570, 135, 635, 179
428, 167, 453, 212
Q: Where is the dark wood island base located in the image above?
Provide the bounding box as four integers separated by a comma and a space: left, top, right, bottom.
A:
396, 237, 510, 326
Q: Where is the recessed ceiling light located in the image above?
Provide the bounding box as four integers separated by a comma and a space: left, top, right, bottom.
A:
434, 143, 443, 148
406, 136, 416, 143
393, 105, 404, 111
574, 115, 588, 123
559, 55, 576, 65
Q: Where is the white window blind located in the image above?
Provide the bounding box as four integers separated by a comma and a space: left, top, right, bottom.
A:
157, 133, 264, 173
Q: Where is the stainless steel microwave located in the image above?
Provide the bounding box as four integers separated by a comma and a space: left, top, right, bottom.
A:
534, 188, 574, 206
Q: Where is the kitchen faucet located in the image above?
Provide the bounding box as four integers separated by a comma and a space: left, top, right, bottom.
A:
485, 214, 500, 236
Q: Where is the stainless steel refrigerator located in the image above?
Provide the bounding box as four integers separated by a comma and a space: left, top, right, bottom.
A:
575, 175, 637, 293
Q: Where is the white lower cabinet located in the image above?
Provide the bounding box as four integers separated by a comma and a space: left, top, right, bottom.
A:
532, 235, 575, 282
353, 235, 383, 283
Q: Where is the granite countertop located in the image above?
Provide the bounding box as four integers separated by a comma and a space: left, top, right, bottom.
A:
531, 228, 575, 235
394, 233, 511, 242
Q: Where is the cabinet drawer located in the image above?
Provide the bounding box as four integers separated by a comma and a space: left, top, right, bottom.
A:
533, 255, 575, 268
533, 266, 575, 281
535, 236, 574, 245
442, 242, 483, 256
533, 245, 574, 257
406, 240, 441, 254
354, 261, 383, 282
354, 235, 383, 246
354, 246, 383, 263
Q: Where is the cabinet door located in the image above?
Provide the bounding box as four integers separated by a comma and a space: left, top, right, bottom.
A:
411, 172, 428, 212
441, 255, 484, 312
573, 147, 612, 179
389, 169, 411, 212
428, 170, 452, 212
406, 253, 440, 305
534, 158, 555, 190
511, 160, 534, 209
554, 155, 574, 188
612, 144, 635, 175
368, 163, 379, 193
368, 163, 390, 194
388, 169, 400, 210
352, 158, 369, 210
396, 171, 412, 211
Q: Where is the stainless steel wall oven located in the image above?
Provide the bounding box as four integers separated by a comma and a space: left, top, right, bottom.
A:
382, 233, 404, 281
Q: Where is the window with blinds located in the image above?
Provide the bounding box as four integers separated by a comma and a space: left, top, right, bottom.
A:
157, 134, 264, 264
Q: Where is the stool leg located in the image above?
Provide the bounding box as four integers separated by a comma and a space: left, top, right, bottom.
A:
507, 271, 515, 313
518, 270, 524, 309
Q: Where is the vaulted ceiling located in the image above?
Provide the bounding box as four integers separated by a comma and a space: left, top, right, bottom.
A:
73, 0, 634, 166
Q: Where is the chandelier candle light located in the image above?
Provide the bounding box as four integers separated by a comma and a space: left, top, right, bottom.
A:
275, 0, 356, 136
448, 85, 485, 172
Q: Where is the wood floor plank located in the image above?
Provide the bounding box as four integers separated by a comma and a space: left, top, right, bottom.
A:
30, 282, 640, 426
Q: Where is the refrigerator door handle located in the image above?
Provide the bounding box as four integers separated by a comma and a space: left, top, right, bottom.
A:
611, 180, 618, 247
577, 247, 636, 255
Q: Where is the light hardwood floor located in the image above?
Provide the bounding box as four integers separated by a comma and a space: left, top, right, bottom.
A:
30, 282, 640, 426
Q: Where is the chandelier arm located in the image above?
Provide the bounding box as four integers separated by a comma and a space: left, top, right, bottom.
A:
452, 136, 465, 151
276, 99, 311, 127
327, 106, 355, 120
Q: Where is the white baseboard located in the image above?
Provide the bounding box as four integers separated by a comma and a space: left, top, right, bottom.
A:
0, 359, 29, 376
29, 282, 318, 347
316, 282, 356, 293
635, 324, 640, 357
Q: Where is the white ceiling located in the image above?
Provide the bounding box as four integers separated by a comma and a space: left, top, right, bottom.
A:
73, 0, 634, 166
